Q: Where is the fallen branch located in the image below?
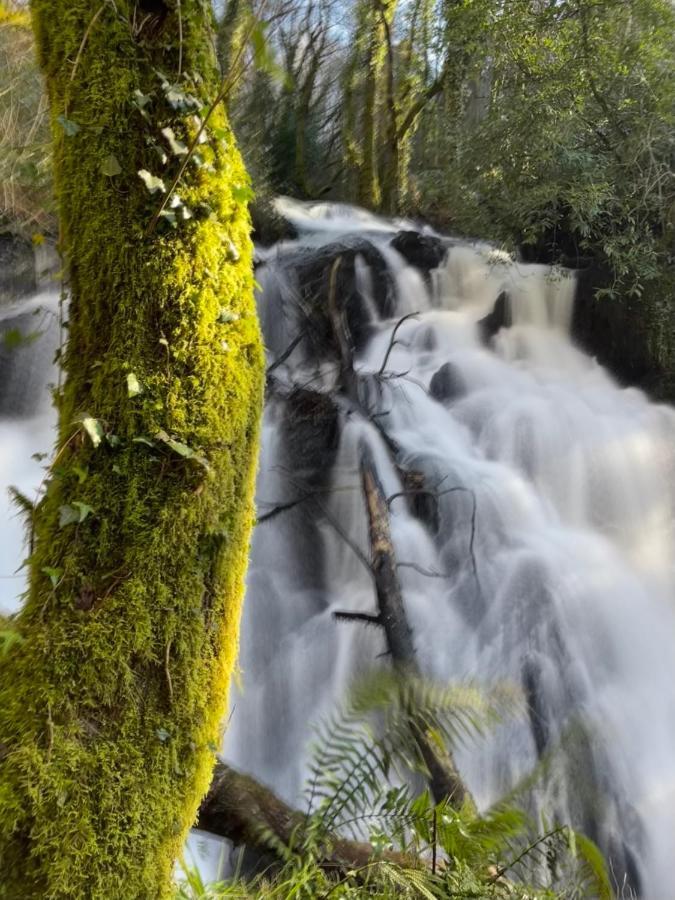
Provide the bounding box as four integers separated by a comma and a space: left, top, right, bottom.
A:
334, 441, 471, 809
198, 761, 415, 874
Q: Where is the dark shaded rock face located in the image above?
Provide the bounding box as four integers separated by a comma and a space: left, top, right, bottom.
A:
0, 234, 36, 305
250, 198, 298, 246
572, 266, 675, 403
429, 362, 465, 405
390, 231, 448, 282
478, 291, 511, 344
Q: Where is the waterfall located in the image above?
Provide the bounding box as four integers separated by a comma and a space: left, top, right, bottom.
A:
230, 204, 675, 895
2, 205, 674, 894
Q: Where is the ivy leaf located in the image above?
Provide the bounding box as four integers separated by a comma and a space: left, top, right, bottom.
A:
138, 170, 166, 194
56, 115, 80, 136
72, 464, 89, 484
42, 566, 63, 588
161, 126, 188, 157
232, 184, 255, 204
155, 430, 209, 470
81, 416, 104, 448
72, 501, 94, 522
101, 154, 122, 177
132, 89, 152, 119
59, 502, 93, 528
225, 239, 240, 263
59, 505, 80, 528
127, 373, 143, 397
156, 727, 171, 743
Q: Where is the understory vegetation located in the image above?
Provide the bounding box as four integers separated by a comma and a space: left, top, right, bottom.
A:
176, 674, 612, 899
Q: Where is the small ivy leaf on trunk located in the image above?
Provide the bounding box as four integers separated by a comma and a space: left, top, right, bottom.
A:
59, 502, 93, 528
155, 430, 209, 470
127, 373, 143, 397
42, 566, 63, 588
72, 501, 94, 522
56, 114, 80, 136
225, 239, 240, 262
59, 505, 80, 528
232, 184, 255, 204
161, 126, 188, 157
217, 309, 239, 324
101, 154, 122, 177
138, 169, 166, 194
81, 416, 104, 448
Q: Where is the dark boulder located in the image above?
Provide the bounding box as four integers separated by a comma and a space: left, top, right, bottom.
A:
572, 264, 675, 402
429, 362, 465, 404
390, 231, 448, 283
477, 291, 511, 344
250, 197, 298, 246
273, 238, 397, 366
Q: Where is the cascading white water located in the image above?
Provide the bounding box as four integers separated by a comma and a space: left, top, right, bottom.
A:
228, 208, 675, 896
1, 206, 674, 894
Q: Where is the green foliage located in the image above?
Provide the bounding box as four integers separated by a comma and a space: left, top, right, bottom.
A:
0, 1, 52, 234
415, 0, 675, 297
176, 673, 612, 900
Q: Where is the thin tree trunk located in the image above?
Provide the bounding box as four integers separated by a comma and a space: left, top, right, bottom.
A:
359, 443, 470, 809
0, 2, 264, 897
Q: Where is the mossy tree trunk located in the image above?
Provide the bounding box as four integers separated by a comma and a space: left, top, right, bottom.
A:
0, 2, 264, 897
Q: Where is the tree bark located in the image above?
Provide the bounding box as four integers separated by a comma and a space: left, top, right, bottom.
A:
199, 761, 415, 874
359, 443, 470, 809
0, 3, 264, 898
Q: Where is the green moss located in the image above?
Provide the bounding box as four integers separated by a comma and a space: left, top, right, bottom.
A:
0, 2, 263, 897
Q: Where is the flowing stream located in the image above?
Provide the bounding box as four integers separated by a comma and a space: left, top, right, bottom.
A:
1, 202, 674, 895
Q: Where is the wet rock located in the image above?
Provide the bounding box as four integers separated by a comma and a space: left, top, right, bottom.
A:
429, 362, 465, 404
0, 234, 36, 306
250, 197, 298, 246
390, 231, 448, 283
279, 239, 397, 363
478, 290, 511, 344
572, 264, 675, 402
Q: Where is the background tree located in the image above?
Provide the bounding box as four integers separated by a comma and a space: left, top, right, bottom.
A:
0, 1, 264, 897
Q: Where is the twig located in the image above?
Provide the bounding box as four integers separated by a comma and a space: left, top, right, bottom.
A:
377, 312, 420, 376
333, 611, 381, 626
164, 638, 174, 705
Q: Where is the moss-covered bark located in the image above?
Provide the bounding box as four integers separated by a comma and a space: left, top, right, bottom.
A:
0, 2, 264, 897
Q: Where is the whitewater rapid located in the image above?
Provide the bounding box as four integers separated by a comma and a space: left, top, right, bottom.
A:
228, 200, 675, 896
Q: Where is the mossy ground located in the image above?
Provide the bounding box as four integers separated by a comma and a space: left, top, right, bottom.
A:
0, 2, 263, 897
